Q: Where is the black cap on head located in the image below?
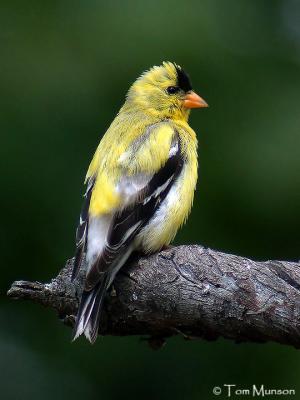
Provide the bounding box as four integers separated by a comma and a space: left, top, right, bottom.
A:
175, 64, 192, 92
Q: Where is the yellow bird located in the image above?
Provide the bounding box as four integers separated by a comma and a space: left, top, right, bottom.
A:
72, 62, 208, 343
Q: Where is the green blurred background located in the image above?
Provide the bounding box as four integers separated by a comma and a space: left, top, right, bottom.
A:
1, 0, 300, 399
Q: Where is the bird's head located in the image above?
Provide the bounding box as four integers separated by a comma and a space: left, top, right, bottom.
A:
124, 62, 208, 121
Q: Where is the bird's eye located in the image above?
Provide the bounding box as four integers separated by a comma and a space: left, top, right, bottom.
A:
166, 86, 180, 95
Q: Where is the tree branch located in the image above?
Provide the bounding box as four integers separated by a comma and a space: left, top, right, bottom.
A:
7, 245, 300, 348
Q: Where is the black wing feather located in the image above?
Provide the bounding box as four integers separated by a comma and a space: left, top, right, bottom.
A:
71, 177, 95, 281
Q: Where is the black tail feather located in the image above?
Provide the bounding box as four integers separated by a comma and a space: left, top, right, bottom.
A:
72, 274, 109, 343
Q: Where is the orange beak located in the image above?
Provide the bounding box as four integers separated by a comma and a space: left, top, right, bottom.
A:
184, 91, 208, 109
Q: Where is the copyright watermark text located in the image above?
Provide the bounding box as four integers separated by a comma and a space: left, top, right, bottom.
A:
212, 384, 296, 397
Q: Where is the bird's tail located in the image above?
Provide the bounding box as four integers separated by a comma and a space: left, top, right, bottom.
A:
72, 274, 109, 344
72, 245, 135, 343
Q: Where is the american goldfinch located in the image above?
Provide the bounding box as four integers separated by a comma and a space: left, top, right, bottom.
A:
72, 62, 208, 343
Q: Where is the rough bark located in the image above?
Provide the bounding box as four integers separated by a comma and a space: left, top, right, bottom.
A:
7, 245, 300, 349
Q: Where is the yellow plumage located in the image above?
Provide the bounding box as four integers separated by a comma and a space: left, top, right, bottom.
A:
72, 61, 208, 343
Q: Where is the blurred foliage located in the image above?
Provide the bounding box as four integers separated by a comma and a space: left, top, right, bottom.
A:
1, 0, 300, 399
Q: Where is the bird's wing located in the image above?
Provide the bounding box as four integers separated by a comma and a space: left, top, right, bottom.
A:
71, 176, 95, 281
84, 123, 183, 290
